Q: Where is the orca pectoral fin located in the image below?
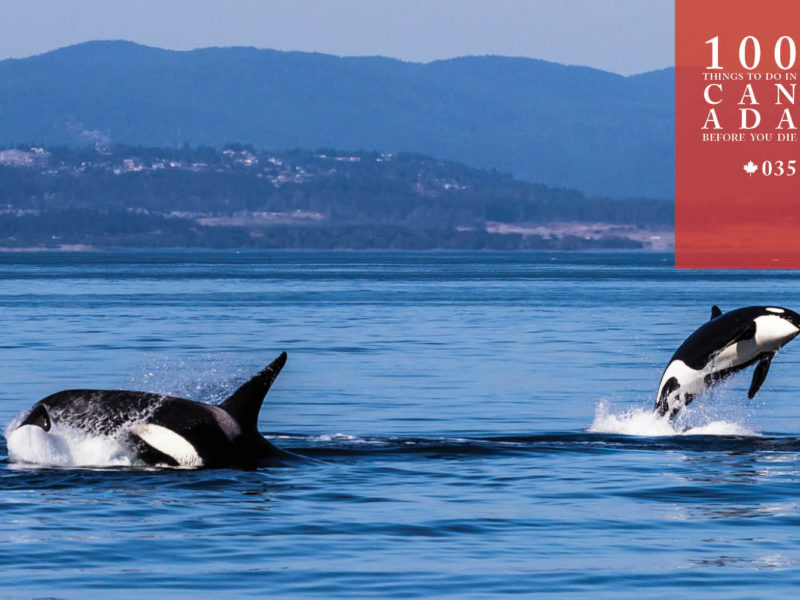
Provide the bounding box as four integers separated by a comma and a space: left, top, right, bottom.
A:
710, 305, 722, 320
748, 353, 774, 399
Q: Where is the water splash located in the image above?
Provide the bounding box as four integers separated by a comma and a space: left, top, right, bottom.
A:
128, 354, 246, 404
5, 419, 134, 468
587, 399, 758, 437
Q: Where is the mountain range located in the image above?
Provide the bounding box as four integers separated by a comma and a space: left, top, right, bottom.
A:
0, 41, 674, 199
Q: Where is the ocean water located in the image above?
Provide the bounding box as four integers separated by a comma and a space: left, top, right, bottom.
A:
2, 250, 800, 598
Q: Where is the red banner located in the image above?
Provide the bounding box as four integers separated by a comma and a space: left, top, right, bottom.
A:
676, 0, 800, 268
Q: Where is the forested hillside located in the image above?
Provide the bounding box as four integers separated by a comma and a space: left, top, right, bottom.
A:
0, 145, 672, 250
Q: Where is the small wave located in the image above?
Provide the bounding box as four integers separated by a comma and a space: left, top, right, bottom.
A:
681, 421, 757, 436
312, 433, 359, 442
587, 399, 757, 437
305, 433, 390, 445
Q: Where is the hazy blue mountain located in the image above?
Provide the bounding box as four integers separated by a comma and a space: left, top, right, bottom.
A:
0, 41, 674, 198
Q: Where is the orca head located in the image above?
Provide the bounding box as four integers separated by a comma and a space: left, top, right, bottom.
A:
18, 403, 51, 432
8, 401, 77, 466
772, 306, 800, 330
755, 306, 800, 350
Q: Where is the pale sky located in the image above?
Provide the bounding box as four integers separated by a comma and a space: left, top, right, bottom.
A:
0, 0, 674, 75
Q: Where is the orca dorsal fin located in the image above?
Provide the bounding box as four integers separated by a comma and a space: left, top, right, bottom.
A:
221, 352, 287, 430
711, 305, 722, 320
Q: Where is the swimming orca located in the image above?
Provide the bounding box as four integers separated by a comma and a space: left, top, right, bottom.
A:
11, 352, 297, 468
654, 306, 800, 419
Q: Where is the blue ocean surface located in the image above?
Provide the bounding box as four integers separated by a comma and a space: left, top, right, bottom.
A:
1, 250, 800, 598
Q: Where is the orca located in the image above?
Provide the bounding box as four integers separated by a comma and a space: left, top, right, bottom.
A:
654, 306, 800, 419
10, 352, 298, 468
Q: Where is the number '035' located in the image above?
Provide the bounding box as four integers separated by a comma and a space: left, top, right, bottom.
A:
706, 36, 797, 70
761, 160, 797, 176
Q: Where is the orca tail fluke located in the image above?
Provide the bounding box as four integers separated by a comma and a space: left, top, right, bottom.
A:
221, 352, 287, 429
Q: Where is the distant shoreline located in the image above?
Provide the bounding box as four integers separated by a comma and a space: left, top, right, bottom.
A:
0, 244, 675, 254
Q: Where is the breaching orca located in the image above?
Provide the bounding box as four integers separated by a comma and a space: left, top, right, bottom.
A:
11, 352, 297, 468
654, 306, 800, 419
